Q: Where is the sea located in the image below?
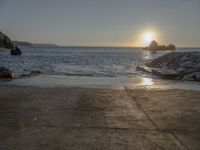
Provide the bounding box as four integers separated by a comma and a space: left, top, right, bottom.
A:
0, 46, 200, 90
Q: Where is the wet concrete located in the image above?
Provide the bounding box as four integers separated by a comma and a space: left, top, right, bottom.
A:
0, 86, 199, 149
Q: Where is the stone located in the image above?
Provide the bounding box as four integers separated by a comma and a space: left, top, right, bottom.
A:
139, 52, 200, 82
0, 31, 22, 55
166, 44, 176, 50
152, 68, 180, 79
180, 61, 194, 67
136, 65, 152, 73
0, 31, 14, 49
10, 46, 22, 55
182, 73, 196, 81
0, 67, 15, 79
182, 72, 200, 82
194, 62, 200, 68
194, 72, 200, 82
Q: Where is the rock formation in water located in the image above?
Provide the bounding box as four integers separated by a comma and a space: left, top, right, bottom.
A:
10, 46, 22, 55
137, 52, 200, 82
0, 31, 22, 55
0, 67, 15, 79
143, 40, 176, 50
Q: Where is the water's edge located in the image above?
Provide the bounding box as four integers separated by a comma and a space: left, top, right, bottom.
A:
1, 74, 200, 91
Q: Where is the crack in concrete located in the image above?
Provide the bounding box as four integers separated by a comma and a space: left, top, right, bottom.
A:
124, 86, 189, 150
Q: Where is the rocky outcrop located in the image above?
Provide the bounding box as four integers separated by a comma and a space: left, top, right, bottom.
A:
0, 31, 22, 55
10, 46, 22, 55
137, 52, 200, 82
0, 67, 15, 79
143, 40, 176, 50
0, 31, 14, 49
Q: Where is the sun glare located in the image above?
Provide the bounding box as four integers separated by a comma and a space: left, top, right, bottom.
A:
144, 32, 154, 45
141, 78, 154, 86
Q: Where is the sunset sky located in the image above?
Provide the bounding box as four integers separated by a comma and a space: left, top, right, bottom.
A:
0, 0, 200, 47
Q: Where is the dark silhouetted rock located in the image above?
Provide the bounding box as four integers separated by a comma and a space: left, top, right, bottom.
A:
0, 31, 22, 55
166, 44, 176, 50
149, 40, 158, 47
143, 40, 176, 50
10, 46, 22, 55
0, 31, 14, 49
0, 67, 15, 79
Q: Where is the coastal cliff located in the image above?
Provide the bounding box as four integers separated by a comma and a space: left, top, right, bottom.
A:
0, 31, 15, 49
0, 31, 22, 55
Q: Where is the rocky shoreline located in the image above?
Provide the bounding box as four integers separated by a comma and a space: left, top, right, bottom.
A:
137, 52, 200, 82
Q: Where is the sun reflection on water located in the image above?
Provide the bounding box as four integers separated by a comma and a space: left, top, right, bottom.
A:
141, 78, 154, 86
143, 51, 154, 61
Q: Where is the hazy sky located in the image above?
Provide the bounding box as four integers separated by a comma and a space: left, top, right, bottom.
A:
0, 0, 200, 47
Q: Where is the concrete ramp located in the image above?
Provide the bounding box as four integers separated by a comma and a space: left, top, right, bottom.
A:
0, 86, 199, 149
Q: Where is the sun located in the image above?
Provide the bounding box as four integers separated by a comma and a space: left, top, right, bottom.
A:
143, 32, 154, 45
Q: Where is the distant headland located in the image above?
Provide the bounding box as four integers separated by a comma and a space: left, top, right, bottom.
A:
143, 40, 176, 51
13, 41, 58, 47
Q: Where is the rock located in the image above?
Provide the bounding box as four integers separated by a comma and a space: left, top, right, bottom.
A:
180, 61, 194, 67
147, 52, 200, 70
182, 72, 200, 82
194, 72, 200, 82
166, 44, 176, 50
0, 67, 15, 79
0, 31, 14, 49
194, 62, 200, 68
0, 31, 22, 55
137, 65, 152, 73
138, 52, 200, 82
143, 40, 176, 51
180, 67, 200, 75
10, 46, 22, 55
137, 65, 180, 79
152, 68, 180, 79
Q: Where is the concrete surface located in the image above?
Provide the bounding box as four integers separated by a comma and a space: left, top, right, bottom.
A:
0, 86, 199, 150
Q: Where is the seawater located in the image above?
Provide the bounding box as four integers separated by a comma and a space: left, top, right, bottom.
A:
1, 46, 200, 90
1, 46, 193, 77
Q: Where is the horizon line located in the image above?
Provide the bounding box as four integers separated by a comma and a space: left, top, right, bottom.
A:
14, 41, 200, 48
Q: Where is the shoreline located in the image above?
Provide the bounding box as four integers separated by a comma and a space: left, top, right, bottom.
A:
1, 74, 200, 91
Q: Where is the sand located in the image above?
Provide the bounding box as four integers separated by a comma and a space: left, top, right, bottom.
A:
0, 85, 200, 150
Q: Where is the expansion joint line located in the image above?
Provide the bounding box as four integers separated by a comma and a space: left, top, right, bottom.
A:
124, 86, 189, 150
124, 86, 159, 130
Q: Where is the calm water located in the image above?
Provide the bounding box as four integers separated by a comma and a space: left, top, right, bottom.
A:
2, 46, 197, 77
1, 46, 200, 89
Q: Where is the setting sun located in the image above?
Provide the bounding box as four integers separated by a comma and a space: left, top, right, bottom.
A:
143, 32, 154, 45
